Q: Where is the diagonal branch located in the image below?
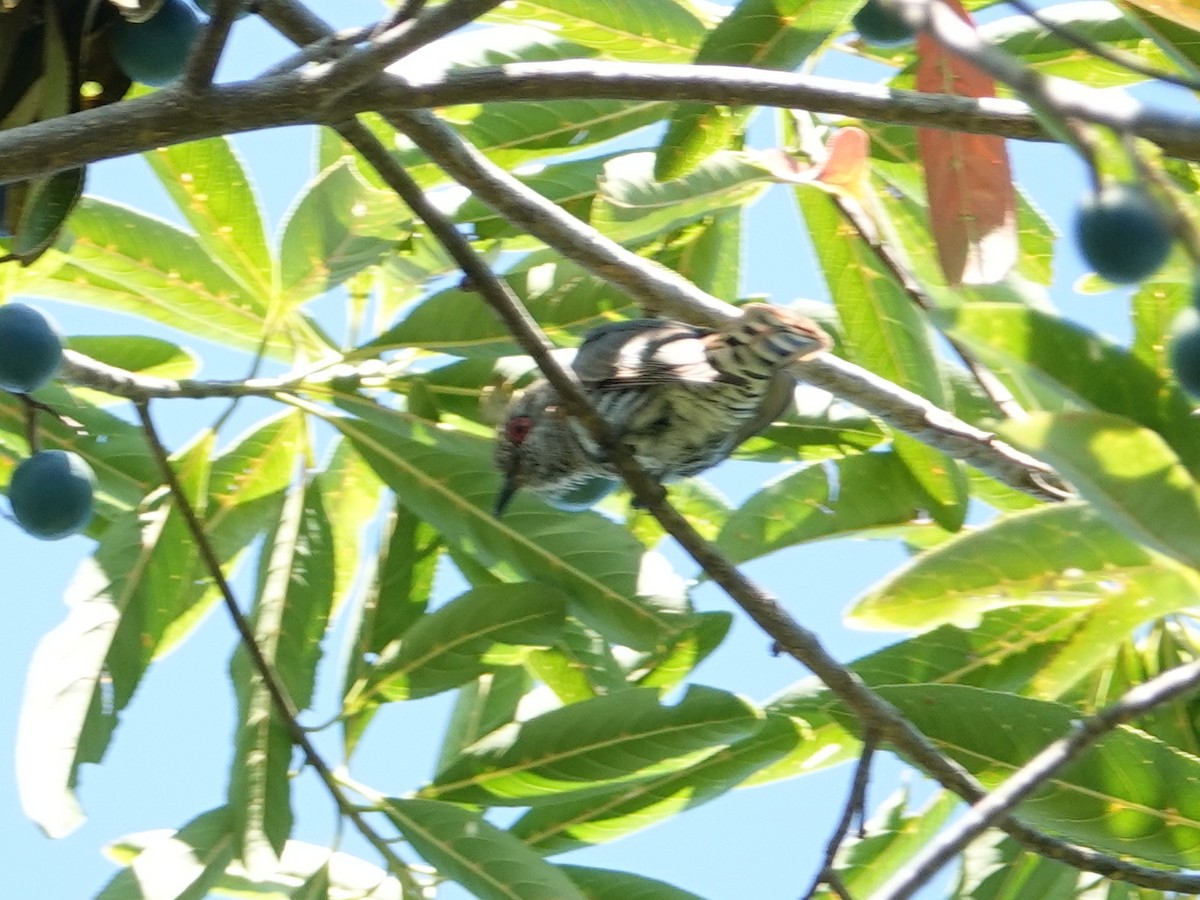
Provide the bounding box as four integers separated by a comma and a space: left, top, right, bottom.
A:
875, 658, 1200, 900
134, 400, 421, 891
386, 106, 1072, 502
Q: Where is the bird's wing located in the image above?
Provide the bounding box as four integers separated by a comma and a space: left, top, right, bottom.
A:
573, 319, 724, 389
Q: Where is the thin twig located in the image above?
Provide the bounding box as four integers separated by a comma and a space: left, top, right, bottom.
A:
1005, 0, 1200, 93
134, 400, 419, 888
803, 734, 878, 899
874, 658, 1200, 900
302, 0, 505, 111
183, 0, 243, 90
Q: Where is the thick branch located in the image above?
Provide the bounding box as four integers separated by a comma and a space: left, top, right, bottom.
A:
5, 58, 1200, 186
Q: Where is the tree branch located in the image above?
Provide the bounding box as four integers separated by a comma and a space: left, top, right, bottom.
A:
5, 57, 1200, 187
875, 658, 1200, 899
134, 400, 421, 892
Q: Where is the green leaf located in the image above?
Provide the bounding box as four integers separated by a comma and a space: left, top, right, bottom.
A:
13, 167, 85, 263
591, 151, 770, 245
1000, 411, 1200, 571
16, 430, 231, 839
31, 199, 314, 357
559, 865, 706, 900
427, 686, 762, 805
829, 790, 961, 900
68, 335, 198, 381
757, 606, 1088, 784
983, 5, 1175, 87
230, 476, 334, 871
383, 798, 588, 900
872, 684, 1200, 867
0, 385, 159, 516
635, 610, 733, 690
941, 301, 1200, 473
96, 807, 237, 900
313, 438, 384, 612
952, 830, 1084, 900
353, 583, 567, 704
511, 712, 796, 852
145, 138, 273, 299
330, 397, 689, 648
717, 453, 924, 564
278, 160, 409, 305
363, 250, 641, 358
797, 185, 967, 529
484, 0, 709, 62
437, 668, 533, 774
847, 502, 1199, 633
656, 0, 852, 179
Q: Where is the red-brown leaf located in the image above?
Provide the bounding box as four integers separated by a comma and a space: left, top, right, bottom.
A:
916, 1, 1017, 285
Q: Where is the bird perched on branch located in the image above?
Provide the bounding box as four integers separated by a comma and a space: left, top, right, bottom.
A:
493, 303, 831, 515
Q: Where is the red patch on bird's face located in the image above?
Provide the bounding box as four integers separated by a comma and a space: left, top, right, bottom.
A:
505, 415, 533, 445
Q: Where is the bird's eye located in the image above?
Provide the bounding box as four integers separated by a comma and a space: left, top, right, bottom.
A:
506, 415, 533, 445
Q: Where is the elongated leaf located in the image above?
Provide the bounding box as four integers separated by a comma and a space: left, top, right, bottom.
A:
278, 161, 409, 305
145, 138, 273, 299
38, 199, 310, 354
96, 807, 237, 900
940, 301, 1200, 473
717, 453, 924, 564
796, 185, 967, 528
656, 0, 851, 179
952, 830, 1081, 900
313, 438, 383, 612
829, 790, 960, 900
592, 151, 770, 245
427, 685, 761, 805
1000, 411, 1200, 571
559, 865, 705, 900
384, 798, 587, 900
353, 583, 567, 703
511, 713, 797, 852
848, 502, 1200, 632
0, 384, 159, 516
329, 397, 688, 648
983, 4, 1174, 87
484, 0, 709, 62
871, 684, 1200, 867
437, 668, 533, 774
231, 476, 334, 872
756, 605, 1088, 784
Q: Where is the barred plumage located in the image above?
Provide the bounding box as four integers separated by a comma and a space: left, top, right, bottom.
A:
493, 303, 831, 514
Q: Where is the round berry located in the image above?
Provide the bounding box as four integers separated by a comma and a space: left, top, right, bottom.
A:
0, 303, 63, 393
8, 450, 96, 540
110, 0, 203, 87
1075, 183, 1173, 284
547, 477, 618, 512
852, 0, 915, 47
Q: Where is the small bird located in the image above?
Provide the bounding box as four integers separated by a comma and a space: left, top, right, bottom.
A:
493, 303, 831, 515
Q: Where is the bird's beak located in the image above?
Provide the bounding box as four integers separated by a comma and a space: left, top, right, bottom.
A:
493, 473, 520, 518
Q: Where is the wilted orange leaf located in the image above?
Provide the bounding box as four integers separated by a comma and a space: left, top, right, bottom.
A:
916, 0, 1017, 285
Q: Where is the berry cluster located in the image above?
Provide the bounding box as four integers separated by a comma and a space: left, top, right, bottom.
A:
0, 304, 94, 540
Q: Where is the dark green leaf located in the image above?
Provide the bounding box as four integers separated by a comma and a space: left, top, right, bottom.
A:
428, 686, 762, 806
383, 798, 588, 900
